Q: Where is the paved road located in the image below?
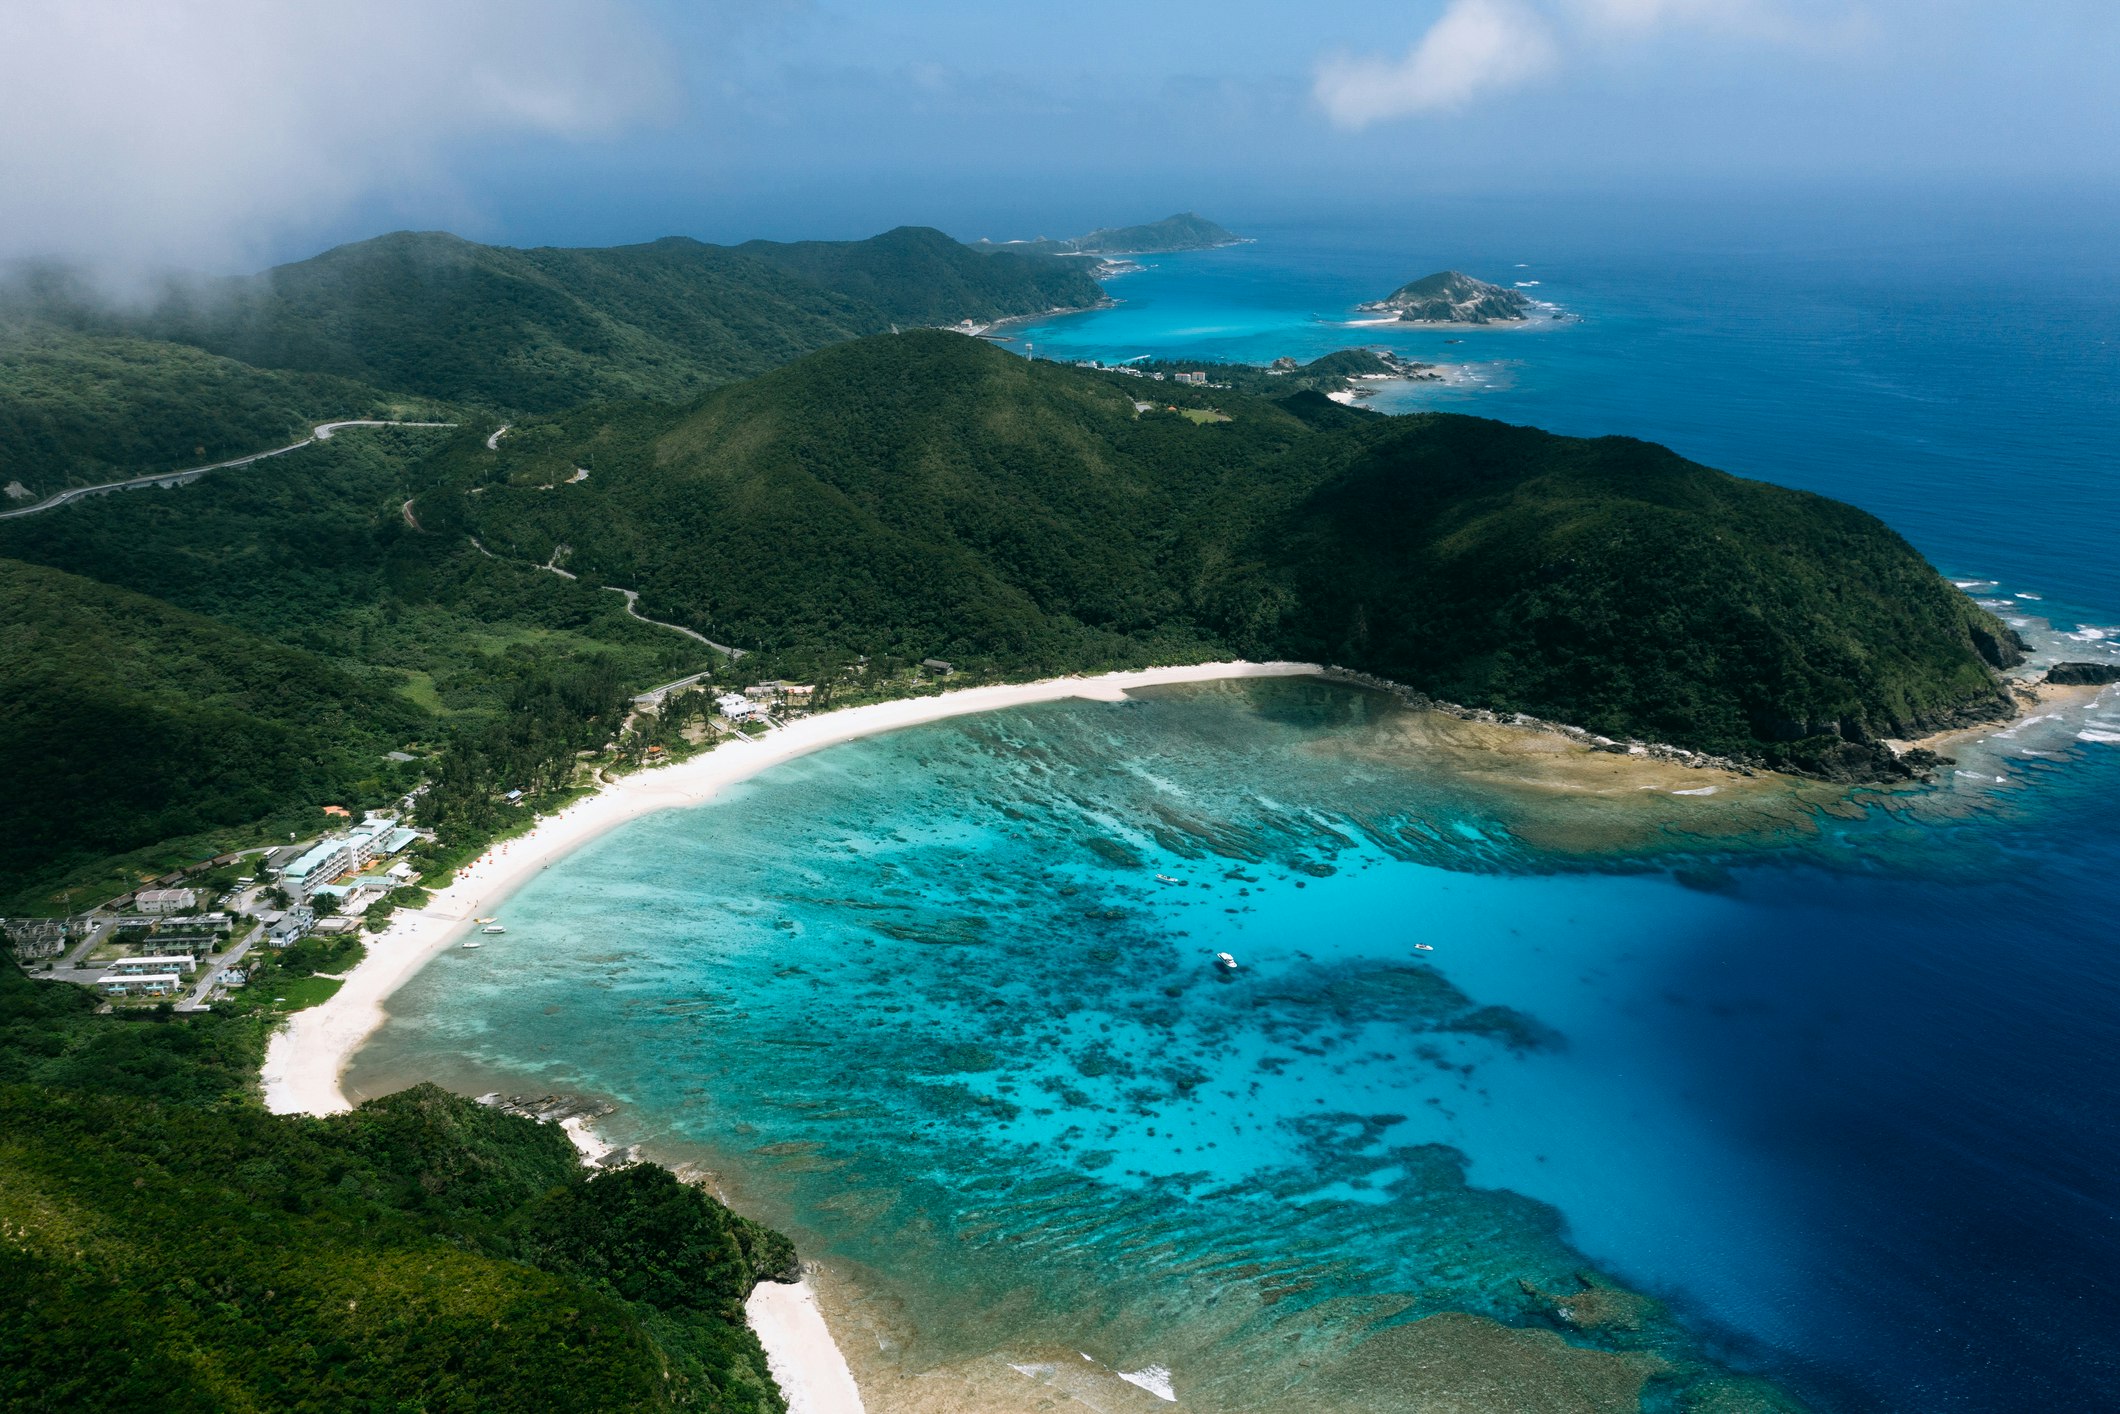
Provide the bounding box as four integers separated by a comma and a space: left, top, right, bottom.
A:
179, 924, 260, 1012
470, 529, 744, 660
0, 420, 458, 521
606, 586, 746, 658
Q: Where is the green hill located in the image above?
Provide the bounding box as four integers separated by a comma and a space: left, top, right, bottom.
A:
11, 228, 1102, 417
0, 325, 449, 497
452, 331, 2017, 776
0, 955, 793, 1412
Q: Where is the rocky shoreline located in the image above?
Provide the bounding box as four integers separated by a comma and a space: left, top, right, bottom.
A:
1314, 665, 2048, 787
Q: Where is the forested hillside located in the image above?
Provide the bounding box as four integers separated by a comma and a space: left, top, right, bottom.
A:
0, 426, 700, 910
452, 331, 2018, 775
0, 557, 420, 889
0, 956, 794, 1411
5, 226, 1103, 417
0, 326, 452, 497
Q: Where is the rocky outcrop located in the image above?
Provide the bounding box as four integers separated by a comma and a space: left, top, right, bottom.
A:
2045, 660, 2120, 686
1359, 271, 1530, 324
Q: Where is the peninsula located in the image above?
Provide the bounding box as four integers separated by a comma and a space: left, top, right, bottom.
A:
1361, 270, 1532, 324
973, 211, 1245, 257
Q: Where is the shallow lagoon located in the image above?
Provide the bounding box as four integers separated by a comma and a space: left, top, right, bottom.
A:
354, 676, 2120, 1411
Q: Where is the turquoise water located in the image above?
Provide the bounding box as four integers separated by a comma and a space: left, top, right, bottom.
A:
357, 213, 2120, 1412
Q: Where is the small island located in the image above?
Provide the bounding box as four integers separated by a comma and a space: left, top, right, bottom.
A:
974, 212, 1245, 259
1360, 270, 1531, 324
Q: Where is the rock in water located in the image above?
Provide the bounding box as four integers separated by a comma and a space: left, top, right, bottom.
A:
2045, 661, 2120, 685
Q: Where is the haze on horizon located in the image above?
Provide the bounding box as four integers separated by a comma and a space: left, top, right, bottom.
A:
1, 0, 2115, 274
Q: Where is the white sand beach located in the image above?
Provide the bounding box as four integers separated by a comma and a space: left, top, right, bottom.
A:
258, 659, 1317, 1412
747, 1279, 869, 1414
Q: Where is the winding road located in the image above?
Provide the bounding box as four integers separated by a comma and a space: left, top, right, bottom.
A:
605, 586, 746, 658
467, 532, 744, 660
0, 419, 458, 521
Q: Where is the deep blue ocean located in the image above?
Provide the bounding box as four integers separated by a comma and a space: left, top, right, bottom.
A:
354, 208, 2120, 1412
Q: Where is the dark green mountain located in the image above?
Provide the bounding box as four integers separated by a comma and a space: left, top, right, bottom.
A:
734, 224, 1104, 325
453, 331, 2016, 776
7, 228, 1101, 417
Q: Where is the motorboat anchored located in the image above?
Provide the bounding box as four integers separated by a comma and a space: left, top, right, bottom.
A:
1214, 951, 1239, 972
481, 924, 506, 935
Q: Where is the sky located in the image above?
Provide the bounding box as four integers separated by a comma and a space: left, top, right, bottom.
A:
1, 0, 2116, 271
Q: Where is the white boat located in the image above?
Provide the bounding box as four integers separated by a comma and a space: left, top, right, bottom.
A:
1214, 951, 1238, 972
1413, 943, 1434, 952
1156, 874, 1181, 885
462, 940, 482, 950
474, 916, 497, 924
481, 924, 506, 935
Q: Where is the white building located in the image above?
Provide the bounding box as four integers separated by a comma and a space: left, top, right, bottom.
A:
108, 954, 197, 977
277, 820, 414, 901
134, 888, 197, 914
717, 692, 768, 723
100, 973, 182, 996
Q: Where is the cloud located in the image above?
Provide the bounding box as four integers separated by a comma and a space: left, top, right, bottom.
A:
1314, 0, 1560, 127
0, 0, 677, 272
1315, 0, 1869, 128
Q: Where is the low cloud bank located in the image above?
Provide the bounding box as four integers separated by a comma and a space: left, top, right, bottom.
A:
0, 0, 675, 275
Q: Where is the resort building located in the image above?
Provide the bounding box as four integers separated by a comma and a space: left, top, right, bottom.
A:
107, 954, 198, 977
100, 973, 182, 997
717, 692, 769, 723
276, 820, 419, 901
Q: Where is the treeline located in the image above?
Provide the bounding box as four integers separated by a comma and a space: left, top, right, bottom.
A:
0, 956, 796, 1411
418, 655, 635, 840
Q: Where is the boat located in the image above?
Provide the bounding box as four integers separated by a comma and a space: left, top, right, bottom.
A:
1155, 874, 1181, 885
475, 917, 497, 924
1214, 951, 1239, 972
481, 924, 506, 935
462, 940, 482, 950
1413, 943, 1434, 952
